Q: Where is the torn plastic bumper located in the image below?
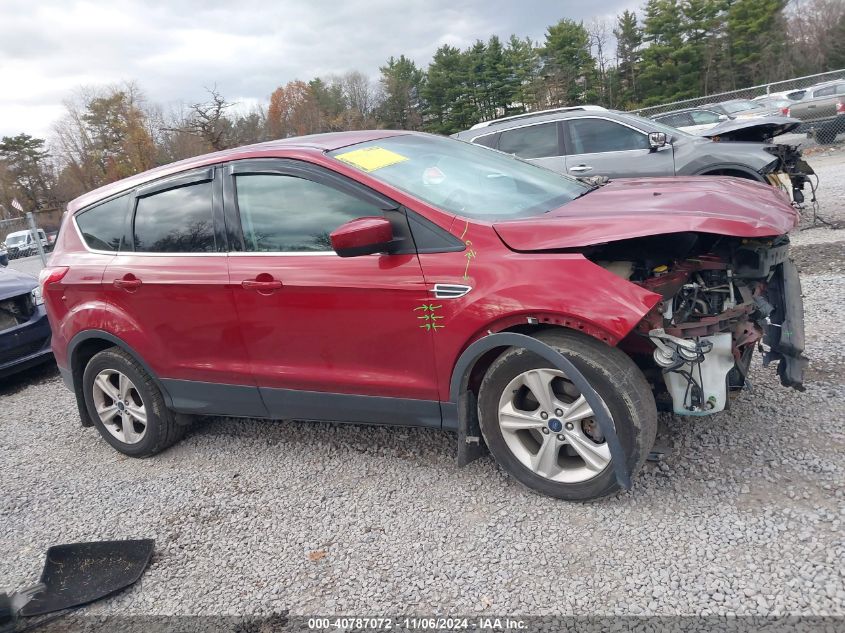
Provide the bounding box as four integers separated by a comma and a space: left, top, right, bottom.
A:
763, 259, 808, 390
448, 332, 632, 490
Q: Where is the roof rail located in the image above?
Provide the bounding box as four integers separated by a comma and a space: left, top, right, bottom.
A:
468, 105, 608, 130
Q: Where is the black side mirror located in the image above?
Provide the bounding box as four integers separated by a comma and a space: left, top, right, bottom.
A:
648, 132, 668, 150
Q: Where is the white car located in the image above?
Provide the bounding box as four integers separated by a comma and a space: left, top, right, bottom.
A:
3, 229, 50, 259
651, 108, 730, 134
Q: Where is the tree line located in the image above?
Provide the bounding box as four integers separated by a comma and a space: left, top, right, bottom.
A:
1, 0, 843, 217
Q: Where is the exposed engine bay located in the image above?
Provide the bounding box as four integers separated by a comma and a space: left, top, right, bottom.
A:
585, 232, 808, 416
0, 293, 35, 330
761, 143, 817, 208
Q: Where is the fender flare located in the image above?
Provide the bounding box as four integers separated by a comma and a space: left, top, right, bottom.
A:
446, 332, 631, 490
692, 163, 765, 181
67, 329, 175, 409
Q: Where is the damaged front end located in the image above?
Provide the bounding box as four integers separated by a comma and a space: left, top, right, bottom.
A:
588, 232, 808, 416
701, 116, 816, 207
761, 143, 817, 209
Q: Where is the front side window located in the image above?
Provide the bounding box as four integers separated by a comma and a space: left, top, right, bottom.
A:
497, 122, 560, 159
235, 175, 382, 252
328, 134, 589, 221
656, 112, 694, 128
76, 194, 130, 252
567, 118, 650, 154
133, 181, 214, 253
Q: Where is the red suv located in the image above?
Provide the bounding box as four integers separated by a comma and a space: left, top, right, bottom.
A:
42, 131, 807, 500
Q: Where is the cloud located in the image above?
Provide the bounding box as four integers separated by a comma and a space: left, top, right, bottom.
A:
0, 0, 638, 138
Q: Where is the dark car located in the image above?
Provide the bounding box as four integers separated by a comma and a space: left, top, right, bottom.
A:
42, 131, 806, 500
786, 80, 845, 144
0, 266, 53, 378
452, 108, 813, 203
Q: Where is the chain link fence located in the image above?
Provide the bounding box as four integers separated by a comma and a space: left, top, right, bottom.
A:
1, 216, 42, 260
631, 69, 845, 144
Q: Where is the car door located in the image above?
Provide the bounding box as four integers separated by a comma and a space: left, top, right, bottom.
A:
494, 121, 566, 173
223, 159, 441, 427
563, 116, 675, 178
102, 168, 266, 417
807, 85, 838, 122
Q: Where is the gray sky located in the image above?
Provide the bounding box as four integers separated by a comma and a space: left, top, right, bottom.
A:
0, 0, 637, 139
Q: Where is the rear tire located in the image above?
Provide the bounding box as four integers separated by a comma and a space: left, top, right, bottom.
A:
477, 330, 657, 501
82, 347, 184, 457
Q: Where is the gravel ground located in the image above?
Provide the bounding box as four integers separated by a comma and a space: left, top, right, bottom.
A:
1, 151, 844, 622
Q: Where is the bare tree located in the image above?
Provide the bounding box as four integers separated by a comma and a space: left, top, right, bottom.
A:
588, 19, 613, 106
786, 0, 845, 74
171, 86, 235, 151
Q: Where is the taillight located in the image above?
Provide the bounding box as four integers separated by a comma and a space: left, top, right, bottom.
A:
39, 266, 69, 294
837, 101, 845, 114
782, 106, 790, 116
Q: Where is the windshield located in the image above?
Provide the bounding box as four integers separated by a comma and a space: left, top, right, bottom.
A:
722, 100, 764, 114
617, 112, 695, 138
328, 134, 590, 221
5, 233, 27, 246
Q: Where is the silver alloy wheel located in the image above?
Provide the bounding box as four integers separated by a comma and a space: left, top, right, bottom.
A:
497, 367, 612, 483
91, 369, 147, 444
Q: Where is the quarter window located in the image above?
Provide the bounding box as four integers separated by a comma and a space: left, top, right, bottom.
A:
567, 118, 650, 154
133, 181, 215, 253
76, 194, 130, 252
234, 175, 383, 252
497, 122, 560, 159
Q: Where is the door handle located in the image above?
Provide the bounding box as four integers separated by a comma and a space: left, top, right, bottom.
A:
113, 275, 142, 292
241, 275, 283, 292
569, 164, 592, 173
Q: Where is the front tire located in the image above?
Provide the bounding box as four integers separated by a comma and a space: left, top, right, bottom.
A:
82, 347, 184, 457
477, 330, 657, 501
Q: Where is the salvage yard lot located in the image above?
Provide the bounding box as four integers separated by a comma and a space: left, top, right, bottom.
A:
1, 150, 844, 617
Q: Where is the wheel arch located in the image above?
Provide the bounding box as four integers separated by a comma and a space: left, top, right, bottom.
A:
68, 330, 174, 426
445, 329, 631, 489
694, 163, 765, 181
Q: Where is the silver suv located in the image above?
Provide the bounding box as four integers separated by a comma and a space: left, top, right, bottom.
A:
452, 107, 812, 200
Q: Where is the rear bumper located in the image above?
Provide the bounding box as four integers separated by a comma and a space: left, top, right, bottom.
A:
0, 305, 53, 378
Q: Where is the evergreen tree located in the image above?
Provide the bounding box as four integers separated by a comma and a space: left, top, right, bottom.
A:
542, 19, 596, 105
378, 56, 425, 130
727, 0, 789, 86
614, 10, 642, 106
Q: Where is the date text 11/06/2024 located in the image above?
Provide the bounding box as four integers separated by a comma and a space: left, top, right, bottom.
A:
307, 617, 528, 630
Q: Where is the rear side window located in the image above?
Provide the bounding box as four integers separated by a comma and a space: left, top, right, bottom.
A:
813, 86, 835, 97
76, 195, 130, 252
472, 133, 499, 149
133, 181, 214, 253
497, 122, 560, 159
690, 110, 722, 125
235, 174, 382, 252
567, 118, 650, 154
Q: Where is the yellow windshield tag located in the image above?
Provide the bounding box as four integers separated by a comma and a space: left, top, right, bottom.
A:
334, 146, 409, 172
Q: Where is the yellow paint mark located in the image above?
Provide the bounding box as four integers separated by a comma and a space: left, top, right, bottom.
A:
334, 146, 409, 172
